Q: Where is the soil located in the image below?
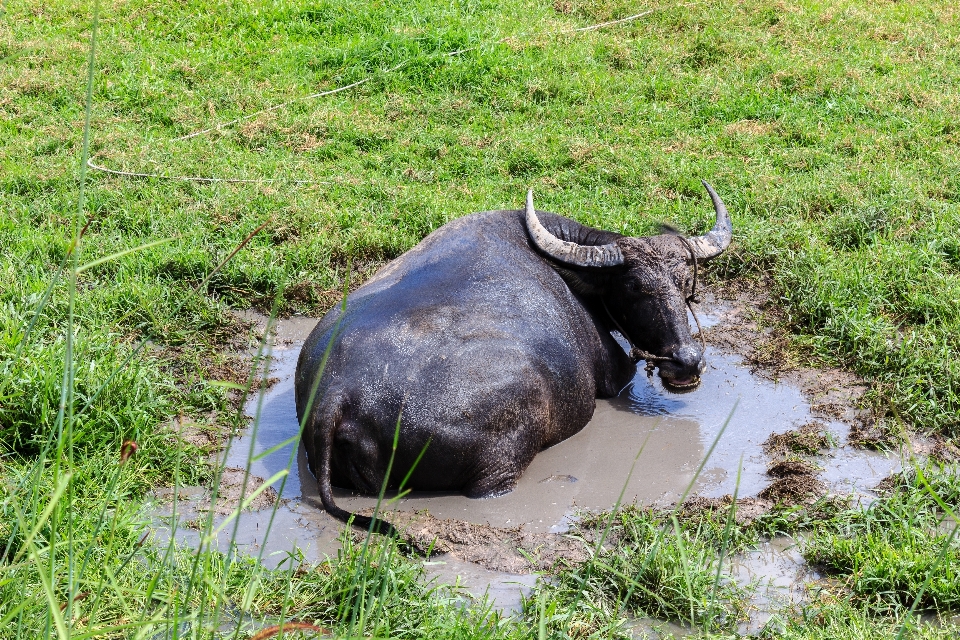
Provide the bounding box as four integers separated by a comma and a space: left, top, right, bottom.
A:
848, 414, 898, 450
672, 495, 775, 527
200, 467, 279, 516
767, 459, 819, 479
931, 440, 960, 464
759, 422, 830, 508
367, 509, 589, 574
757, 474, 826, 506
763, 422, 831, 457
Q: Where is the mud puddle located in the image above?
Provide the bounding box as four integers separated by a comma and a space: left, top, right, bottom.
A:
151, 305, 909, 616
729, 535, 819, 634
422, 558, 538, 614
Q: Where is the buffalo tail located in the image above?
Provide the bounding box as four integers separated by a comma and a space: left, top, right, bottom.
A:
318, 408, 400, 538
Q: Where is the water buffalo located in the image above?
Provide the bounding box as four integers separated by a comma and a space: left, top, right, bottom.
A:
295, 184, 732, 530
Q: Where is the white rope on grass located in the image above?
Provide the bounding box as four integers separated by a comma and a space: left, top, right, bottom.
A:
170, 61, 412, 143
569, 9, 655, 32
86, 158, 328, 185
89, 9, 657, 185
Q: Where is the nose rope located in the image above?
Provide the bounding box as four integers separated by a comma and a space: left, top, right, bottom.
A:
601, 235, 706, 379
600, 297, 667, 377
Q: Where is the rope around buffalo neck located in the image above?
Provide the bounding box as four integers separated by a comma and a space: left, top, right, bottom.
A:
600, 297, 666, 377
601, 237, 706, 379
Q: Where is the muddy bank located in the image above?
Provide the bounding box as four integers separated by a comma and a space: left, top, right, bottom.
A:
703, 283, 868, 425
703, 282, 951, 454
152, 467, 278, 518
366, 509, 589, 573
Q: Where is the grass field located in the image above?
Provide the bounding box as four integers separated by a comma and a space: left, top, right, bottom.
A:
2, 0, 960, 637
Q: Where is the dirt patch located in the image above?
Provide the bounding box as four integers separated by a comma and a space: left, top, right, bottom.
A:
172, 413, 227, 450
673, 495, 776, 527
763, 422, 831, 457
758, 422, 829, 506
874, 473, 902, 495
724, 120, 776, 136
767, 459, 819, 478
369, 510, 589, 574
198, 467, 279, 516
847, 414, 897, 449
283, 282, 346, 314
931, 440, 960, 464
758, 474, 826, 505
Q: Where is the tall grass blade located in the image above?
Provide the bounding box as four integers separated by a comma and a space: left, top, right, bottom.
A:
895, 465, 960, 639
75, 236, 177, 273
207, 469, 289, 539
195, 219, 272, 293
11, 472, 72, 564
28, 544, 70, 640
707, 455, 743, 630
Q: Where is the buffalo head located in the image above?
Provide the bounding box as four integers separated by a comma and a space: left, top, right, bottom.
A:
525, 182, 732, 389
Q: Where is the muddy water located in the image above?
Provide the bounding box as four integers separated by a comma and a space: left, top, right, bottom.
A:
153, 309, 905, 615
729, 535, 819, 633
223, 313, 900, 533
422, 558, 539, 614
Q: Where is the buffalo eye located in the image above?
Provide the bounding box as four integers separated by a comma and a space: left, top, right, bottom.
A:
625, 280, 640, 293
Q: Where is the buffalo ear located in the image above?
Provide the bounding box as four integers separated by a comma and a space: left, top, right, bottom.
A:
553, 265, 614, 296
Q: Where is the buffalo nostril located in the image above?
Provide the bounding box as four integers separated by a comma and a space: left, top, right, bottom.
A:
672, 345, 705, 373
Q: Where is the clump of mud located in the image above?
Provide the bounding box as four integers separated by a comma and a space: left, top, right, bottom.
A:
763, 422, 830, 457
931, 440, 960, 464
758, 475, 826, 505
672, 495, 775, 527
847, 415, 897, 450
873, 473, 904, 495
200, 467, 279, 516
767, 459, 818, 478
758, 423, 830, 506
368, 510, 589, 574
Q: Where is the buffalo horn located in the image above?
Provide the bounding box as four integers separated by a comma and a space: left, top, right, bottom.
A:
686, 181, 733, 261
525, 190, 624, 268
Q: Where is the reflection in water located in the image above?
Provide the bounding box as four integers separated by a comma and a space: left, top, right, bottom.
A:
618, 378, 687, 416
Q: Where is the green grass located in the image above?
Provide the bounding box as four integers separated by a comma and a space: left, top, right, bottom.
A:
3, 0, 960, 637
802, 467, 960, 614
763, 600, 960, 640
5, 0, 960, 434
534, 506, 747, 637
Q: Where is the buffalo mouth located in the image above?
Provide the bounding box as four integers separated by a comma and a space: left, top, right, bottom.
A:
661, 374, 701, 391
656, 360, 704, 391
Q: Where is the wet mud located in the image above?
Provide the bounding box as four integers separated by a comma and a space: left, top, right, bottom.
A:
153, 468, 279, 518
150, 295, 919, 621
363, 509, 589, 573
